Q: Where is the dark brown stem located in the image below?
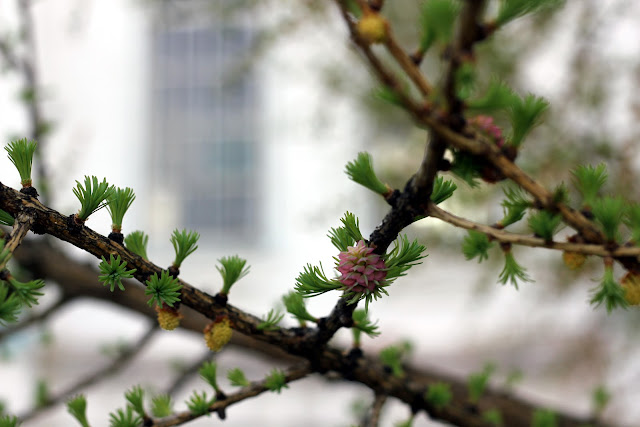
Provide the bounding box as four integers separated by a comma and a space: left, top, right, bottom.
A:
0, 212, 33, 270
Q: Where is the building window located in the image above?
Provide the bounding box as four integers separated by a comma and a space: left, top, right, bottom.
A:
150, 6, 258, 241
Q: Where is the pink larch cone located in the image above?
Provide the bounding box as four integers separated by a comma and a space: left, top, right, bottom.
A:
337, 240, 387, 293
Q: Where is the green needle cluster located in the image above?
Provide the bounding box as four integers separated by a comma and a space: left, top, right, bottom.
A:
467, 363, 495, 403
185, 391, 215, 417
108, 406, 141, 427
227, 368, 250, 387
431, 176, 457, 205
352, 308, 379, 347
124, 231, 149, 260
217, 255, 250, 295
419, 0, 459, 52
257, 308, 284, 331
106, 187, 136, 233
425, 382, 452, 410
498, 250, 531, 289
590, 265, 627, 313
283, 291, 316, 325
0, 210, 14, 226
66, 395, 90, 427
171, 229, 199, 268
98, 255, 136, 292
145, 271, 182, 307
264, 369, 288, 394
124, 385, 145, 418
0, 284, 21, 325
5, 138, 37, 187
73, 176, 115, 222
150, 394, 173, 418
345, 152, 389, 196
199, 361, 220, 392
496, 0, 563, 27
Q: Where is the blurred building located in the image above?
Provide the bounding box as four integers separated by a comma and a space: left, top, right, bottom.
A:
149, 2, 260, 243
143, 1, 376, 254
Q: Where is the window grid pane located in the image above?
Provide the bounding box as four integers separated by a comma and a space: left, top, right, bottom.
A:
151, 13, 258, 237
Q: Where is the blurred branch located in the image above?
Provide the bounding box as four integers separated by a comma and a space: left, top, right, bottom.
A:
0, 294, 70, 342
427, 201, 640, 257
414, 1, 487, 209
0, 212, 33, 270
18, 325, 158, 423
12, 238, 300, 363
0, 39, 20, 69
165, 352, 214, 397
151, 363, 311, 427
361, 392, 387, 427
0, 0, 52, 201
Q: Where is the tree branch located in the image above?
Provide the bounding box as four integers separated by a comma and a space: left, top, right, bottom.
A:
3, 196, 604, 426
0, 212, 33, 270
331, 0, 638, 275
361, 392, 387, 427
18, 325, 158, 423
0, 294, 71, 342
151, 363, 312, 427
427, 201, 640, 257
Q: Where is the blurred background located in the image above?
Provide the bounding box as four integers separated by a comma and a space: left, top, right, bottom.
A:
1, 0, 640, 425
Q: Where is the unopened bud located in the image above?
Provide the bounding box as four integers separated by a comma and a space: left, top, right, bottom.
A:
356, 12, 388, 44
204, 316, 233, 352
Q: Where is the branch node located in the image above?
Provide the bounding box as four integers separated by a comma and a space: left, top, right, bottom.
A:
108, 231, 124, 244
19, 186, 38, 198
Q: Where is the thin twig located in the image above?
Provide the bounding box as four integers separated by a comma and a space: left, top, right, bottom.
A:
16, 0, 50, 201
0, 295, 71, 342
18, 325, 158, 423
427, 202, 640, 257
362, 392, 387, 427
338, 2, 425, 112
412, 1, 488, 203
165, 352, 214, 397
151, 363, 311, 427
0, 39, 20, 69
384, 35, 433, 98
0, 212, 33, 270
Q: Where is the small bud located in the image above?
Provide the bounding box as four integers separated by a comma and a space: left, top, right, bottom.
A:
156, 306, 183, 330
562, 251, 586, 270
621, 272, 640, 306
356, 12, 388, 44
204, 316, 233, 352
